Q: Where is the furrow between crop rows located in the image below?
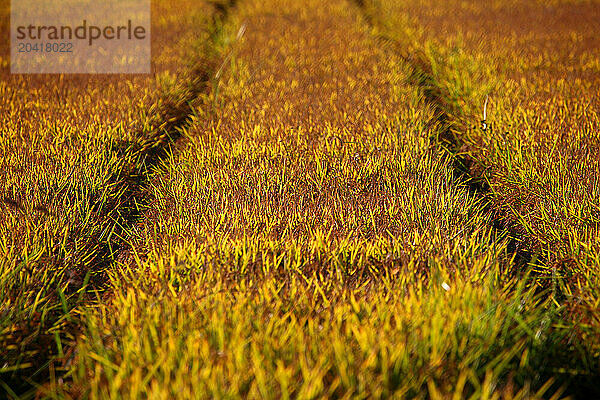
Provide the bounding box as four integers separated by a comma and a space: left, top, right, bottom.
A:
0, 1, 236, 395
353, 0, 600, 395
352, 0, 534, 274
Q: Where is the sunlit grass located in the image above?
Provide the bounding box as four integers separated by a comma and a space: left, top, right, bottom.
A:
360, 0, 600, 394
75, 249, 572, 399
0, 0, 219, 395
64, 0, 600, 398
3, 0, 600, 397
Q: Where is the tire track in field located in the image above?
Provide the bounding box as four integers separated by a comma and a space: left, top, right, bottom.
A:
2, 2, 238, 396
351, 0, 535, 274
85, 0, 238, 283
134, 0, 497, 281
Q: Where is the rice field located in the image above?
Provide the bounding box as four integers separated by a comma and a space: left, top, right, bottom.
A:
1, 0, 599, 398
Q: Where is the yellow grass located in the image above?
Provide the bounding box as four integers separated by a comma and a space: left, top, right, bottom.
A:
2, 0, 599, 398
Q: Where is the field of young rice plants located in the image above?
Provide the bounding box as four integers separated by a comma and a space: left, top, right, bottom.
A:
2, 0, 600, 398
